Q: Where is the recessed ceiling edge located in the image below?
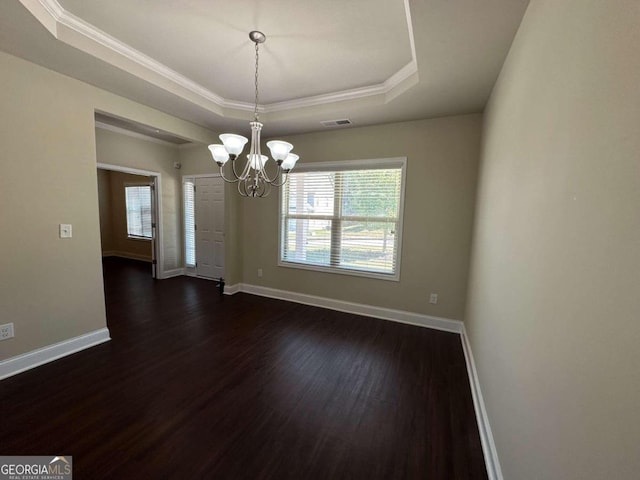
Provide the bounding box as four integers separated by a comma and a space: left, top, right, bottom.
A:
18, 0, 418, 116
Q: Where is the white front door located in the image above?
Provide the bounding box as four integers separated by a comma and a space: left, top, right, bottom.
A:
195, 176, 225, 279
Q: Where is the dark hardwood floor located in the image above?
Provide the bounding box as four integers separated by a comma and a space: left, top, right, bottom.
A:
1, 257, 487, 479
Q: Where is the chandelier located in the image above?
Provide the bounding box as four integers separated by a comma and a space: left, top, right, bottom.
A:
208, 31, 300, 198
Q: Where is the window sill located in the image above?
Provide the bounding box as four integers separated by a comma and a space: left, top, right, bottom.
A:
127, 236, 152, 242
278, 260, 400, 282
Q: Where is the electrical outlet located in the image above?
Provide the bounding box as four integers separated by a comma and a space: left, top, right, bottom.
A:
429, 293, 438, 305
0, 323, 14, 341
59, 224, 72, 238
257, 268, 263, 278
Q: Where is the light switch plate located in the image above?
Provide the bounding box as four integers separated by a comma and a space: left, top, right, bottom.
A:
60, 224, 72, 238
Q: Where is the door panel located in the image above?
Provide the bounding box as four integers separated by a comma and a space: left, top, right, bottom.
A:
195, 177, 225, 279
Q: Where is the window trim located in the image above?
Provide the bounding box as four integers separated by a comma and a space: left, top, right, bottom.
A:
278, 157, 406, 282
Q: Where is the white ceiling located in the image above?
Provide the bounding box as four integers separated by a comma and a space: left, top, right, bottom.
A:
1, 0, 530, 136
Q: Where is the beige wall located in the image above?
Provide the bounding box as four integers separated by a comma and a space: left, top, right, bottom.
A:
241, 115, 481, 320
0, 50, 215, 360
179, 145, 243, 285
97, 169, 114, 252
95, 129, 181, 269
465, 0, 640, 478
178, 145, 218, 177
97, 170, 153, 261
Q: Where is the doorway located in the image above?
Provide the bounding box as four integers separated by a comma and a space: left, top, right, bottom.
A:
97, 164, 162, 278
183, 175, 225, 280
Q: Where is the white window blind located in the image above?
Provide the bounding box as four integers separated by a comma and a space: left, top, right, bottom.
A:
183, 180, 196, 267
125, 185, 152, 238
280, 158, 405, 280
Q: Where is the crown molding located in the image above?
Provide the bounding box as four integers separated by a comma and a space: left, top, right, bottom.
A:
265, 60, 418, 113
22, 0, 418, 116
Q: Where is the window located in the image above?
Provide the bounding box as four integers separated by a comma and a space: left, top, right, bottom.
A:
280, 158, 406, 280
125, 185, 152, 239
183, 179, 196, 267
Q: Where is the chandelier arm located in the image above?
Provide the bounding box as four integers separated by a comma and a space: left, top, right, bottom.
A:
219, 163, 240, 183
238, 178, 255, 197
248, 178, 258, 197
258, 181, 271, 198
237, 179, 249, 197
231, 156, 250, 180
234, 151, 253, 180
257, 159, 280, 184
250, 178, 267, 198
271, 170, 290, 187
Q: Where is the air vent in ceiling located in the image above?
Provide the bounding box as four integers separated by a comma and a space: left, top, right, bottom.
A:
320, 119, 352, 128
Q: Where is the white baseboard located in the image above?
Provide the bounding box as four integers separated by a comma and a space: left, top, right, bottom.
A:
224, 283, 241, 295
0, 328, 111, 380
460, 327, 503, 480
161, 268, 184, 279
236, 283, 463, 334
102, 251, 152, 262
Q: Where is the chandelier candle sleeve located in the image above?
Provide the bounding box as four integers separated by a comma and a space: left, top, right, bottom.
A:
207, 31, 300, 198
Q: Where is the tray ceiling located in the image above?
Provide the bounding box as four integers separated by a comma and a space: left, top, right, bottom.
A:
2, 0, 530, 135
58, 0, 414, 105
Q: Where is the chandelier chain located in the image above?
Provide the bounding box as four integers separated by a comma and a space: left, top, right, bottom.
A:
254, 41, 260, 121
